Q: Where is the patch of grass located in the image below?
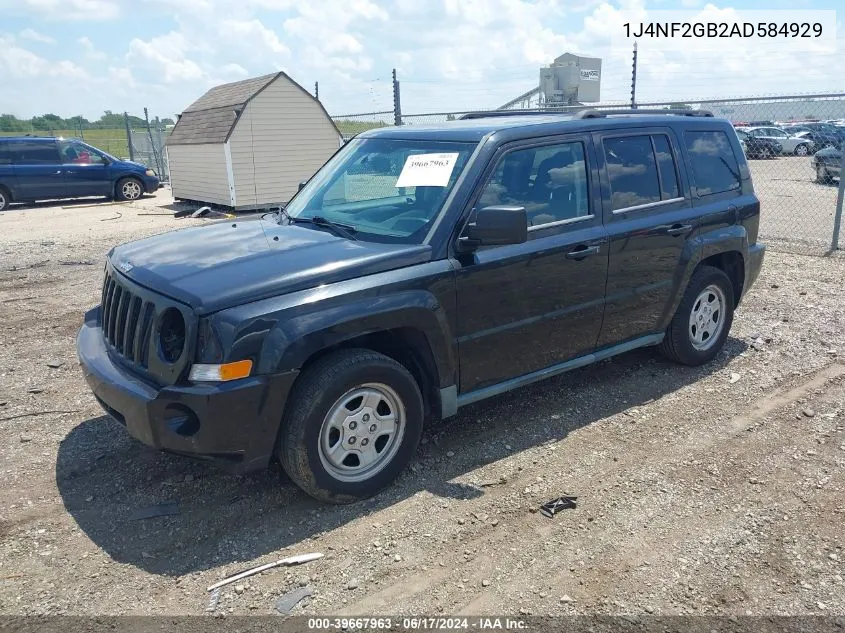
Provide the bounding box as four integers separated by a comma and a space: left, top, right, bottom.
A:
333, 119, 390, 138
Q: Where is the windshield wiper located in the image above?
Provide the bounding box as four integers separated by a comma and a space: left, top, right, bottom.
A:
289, 215, 358, 240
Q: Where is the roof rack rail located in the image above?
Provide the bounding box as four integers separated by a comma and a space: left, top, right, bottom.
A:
459, 109, 575, 120
458, 108, 715, 121
573, 108, 714, 118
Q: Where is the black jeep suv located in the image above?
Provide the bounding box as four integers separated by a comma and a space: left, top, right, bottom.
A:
78, 109, 765, 503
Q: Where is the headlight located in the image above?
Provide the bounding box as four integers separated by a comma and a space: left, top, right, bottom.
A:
189, 360, 253, 382
145, 168, 156, 177
159, 308, 185, 363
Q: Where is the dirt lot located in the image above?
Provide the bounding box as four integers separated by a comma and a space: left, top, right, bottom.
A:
1, 186, 844, 618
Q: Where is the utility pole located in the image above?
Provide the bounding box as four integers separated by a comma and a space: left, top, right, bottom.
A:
314, 81, 319, 100
630, 41, 638, 109
392, 68, 402, 126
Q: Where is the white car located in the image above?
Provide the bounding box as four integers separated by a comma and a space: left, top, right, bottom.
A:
737, 126, 813, 156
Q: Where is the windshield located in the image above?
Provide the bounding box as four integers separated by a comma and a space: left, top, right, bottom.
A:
285, 137, 477, 244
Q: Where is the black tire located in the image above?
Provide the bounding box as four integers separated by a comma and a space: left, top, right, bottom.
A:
659, 265, 735, 366
0, 186, 10, 212
759, 146, 772, 159
278, 348, 424, 504
815, 164, 831, 184
115, 177, 144, 201
794, 143, 810, 157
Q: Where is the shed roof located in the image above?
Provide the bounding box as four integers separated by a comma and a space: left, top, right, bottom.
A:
167, 72, 279, 146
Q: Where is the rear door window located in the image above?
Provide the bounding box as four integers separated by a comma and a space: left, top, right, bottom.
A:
683, 130, 742, 196
15, 141, 60, 165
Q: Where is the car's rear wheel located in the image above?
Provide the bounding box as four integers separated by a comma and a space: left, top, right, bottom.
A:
277, 348, 424, 504
794, 143, 810, 156
0, 186, 10, 212
659, 265, 734, 366
116, 177, 143, 201
759, 146, 772, 159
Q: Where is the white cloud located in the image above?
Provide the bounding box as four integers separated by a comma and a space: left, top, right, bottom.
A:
0, 35, 88, 79
128, 31, 205, 84
7, 0, 120, 20
19, 28, 55, 44
220, 19, 290, 55
220, 63, 250, 77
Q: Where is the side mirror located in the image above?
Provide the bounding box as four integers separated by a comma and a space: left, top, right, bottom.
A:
298, 180, 307, 192
463, 205, 528, 247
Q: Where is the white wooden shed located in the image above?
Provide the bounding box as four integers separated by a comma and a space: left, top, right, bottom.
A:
166, 72, 342, 210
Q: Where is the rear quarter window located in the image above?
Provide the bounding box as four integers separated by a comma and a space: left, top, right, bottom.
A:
683, 130, 741, 196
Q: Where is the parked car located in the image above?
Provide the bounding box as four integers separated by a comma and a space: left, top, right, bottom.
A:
783, 123, 845, 153
736, 126, 811, 156
811, 142, 842, 184
77, 109, 765, 503
0, 137, 160, 212
735, 129, 782, 159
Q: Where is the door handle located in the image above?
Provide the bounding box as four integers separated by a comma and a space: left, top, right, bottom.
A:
663, 223, 692, 236
566, 244, 601, 259
54, 170, 63, 175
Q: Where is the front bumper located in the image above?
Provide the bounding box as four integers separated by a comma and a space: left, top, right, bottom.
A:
142, 175, 161, 193
77, 314, 298, 473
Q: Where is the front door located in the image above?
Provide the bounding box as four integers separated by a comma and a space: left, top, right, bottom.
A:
11, 139, 66, 200
593, 127, 697, 348
59, 140, 113, 197
453, 136, 608, 394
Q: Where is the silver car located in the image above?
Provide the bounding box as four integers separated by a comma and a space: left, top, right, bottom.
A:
738, 126, 813, 156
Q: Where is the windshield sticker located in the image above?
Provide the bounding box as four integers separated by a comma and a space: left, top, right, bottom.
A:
395, 152, 459, 188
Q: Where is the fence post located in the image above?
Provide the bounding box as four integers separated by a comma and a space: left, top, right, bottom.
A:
832, 149, 845, 251
123, 112, 134, 161
630, 41, 638, 109
143, 107, 162, 175
392, 68, 402, 126
314, 81, 319, 100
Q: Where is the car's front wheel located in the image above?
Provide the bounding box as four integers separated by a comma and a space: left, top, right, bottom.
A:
659, 265, 735, 366
278, 349, 424, 503
116, 177, 144, 201
0, 186, 10, 212
816, 163, 832, 184
794, 143, 810, 156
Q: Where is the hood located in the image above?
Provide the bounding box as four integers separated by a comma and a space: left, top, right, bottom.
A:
110, 217, 432, 314
118, 159, 148, 170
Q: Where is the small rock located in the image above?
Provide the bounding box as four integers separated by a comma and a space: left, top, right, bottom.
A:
828, 553, 838, 561
561, 595, 574, 603
85, 495, 93, 502
27, 387, 44, 394
817, 602, 827, 610
234, 584, 245, 594
729, 373, 741, 384
481, 579, 490, 587
491, 519, 499, 527
446, 451, 455, 458
394, 554, 402, 562
457, 518, 465, 525
644, 605, 655, 614
19, 434, 33, 443
802, 408, 816, 418
46, 360, 64, 369
347, 579, 359, 590
806, 449, 818, 456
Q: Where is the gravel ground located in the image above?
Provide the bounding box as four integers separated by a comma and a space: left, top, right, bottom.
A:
1, 188, 844, 617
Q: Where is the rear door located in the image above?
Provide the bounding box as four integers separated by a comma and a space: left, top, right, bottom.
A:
453, 135, 609, 394
11, 140, 66, 200
58, 140, 113, 197
594, 127, 696, 348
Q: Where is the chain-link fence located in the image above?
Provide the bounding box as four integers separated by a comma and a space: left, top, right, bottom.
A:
333, 93, 845, 255
129, 126, 169, 182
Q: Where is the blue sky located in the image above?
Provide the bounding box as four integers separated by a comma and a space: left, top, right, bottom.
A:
0, 0, 841, 121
